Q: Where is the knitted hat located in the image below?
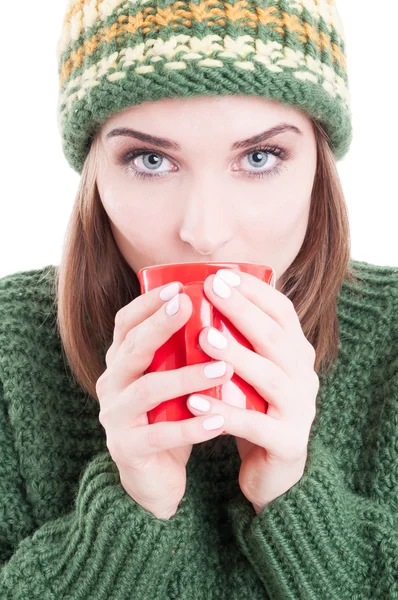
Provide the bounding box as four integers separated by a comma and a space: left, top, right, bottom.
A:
56, 0, 352, 175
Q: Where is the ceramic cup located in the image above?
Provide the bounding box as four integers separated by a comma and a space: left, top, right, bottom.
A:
137, 262, 275, 425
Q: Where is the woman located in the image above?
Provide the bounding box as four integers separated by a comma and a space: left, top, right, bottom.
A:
1, 0, 397, 598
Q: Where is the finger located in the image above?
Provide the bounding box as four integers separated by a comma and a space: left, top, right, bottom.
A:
228, 271, 317, 370
108, 280, 184, 363
98, 293, 192, 400
111, 412, 227, 460
99, 360, 234, 429
198, 326, 295, 417
202, 276, 307, 379
187, 394, 316, 460
187, 394, 315, 460
205, 270, 300, 332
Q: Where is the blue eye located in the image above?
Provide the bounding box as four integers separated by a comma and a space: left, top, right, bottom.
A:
242, 147, 286, 179
118, 145, 290, 181
119, 149, 173, 180
248, 150, 272, 168
138, 153, 168, 172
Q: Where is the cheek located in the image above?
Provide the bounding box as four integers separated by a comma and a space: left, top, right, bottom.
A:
98, 170, 129, 218
239, 186, 311, 236
236, 165, 313, 252
100, 180, 178, 249
99, 171, 157, 226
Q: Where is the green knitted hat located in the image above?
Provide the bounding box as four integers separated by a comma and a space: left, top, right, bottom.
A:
56, 0, 352, 175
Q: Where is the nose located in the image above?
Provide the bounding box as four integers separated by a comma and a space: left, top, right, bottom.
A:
179, 184, 236, 255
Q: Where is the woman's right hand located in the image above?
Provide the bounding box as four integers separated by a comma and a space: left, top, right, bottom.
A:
96, 281, 234, 520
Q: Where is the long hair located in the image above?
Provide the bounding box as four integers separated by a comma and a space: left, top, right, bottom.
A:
53, 117, 358, 405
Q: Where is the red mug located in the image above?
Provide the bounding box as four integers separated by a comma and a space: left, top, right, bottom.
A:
136, 262, 275, 425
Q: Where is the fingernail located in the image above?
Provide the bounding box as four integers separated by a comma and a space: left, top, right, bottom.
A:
207, 327, 228, 349
188, 395, 211, 412
203, 415, 224, 431
212, 275, 231, 299
216, 269, 241, 287
160, 282, 180, 301
166, 294, 180, 316
203, 361, 227, 378
270, 271, 276, 288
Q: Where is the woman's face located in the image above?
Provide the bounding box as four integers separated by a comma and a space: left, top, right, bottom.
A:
97, 95, 317, 290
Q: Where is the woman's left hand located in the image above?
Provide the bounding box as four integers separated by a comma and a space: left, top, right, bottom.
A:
186, 269, 320, 514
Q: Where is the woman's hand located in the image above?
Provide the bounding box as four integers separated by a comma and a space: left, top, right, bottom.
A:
96, 280, 233, 520
186, 269, 319, 514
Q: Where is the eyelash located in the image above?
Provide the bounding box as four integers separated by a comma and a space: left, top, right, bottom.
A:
118, 145, 291, 181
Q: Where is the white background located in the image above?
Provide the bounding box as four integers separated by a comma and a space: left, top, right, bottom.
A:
1, 2, 397, 279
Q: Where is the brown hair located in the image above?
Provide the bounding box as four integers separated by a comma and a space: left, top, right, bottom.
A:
53, 117, 359, 407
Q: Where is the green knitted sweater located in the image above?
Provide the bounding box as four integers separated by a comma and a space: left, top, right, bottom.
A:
0, 260, 398, 599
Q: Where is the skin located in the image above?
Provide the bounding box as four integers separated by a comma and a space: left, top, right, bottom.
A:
97, 95, 317, 291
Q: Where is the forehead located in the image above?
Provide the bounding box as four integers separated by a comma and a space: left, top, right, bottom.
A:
102, 95, 309, 134
100, 96, 311, 154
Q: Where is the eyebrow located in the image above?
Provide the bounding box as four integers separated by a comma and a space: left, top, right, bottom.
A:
105, 122, 303, 151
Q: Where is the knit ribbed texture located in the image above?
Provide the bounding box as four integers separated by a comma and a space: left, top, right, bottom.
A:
56, 0, 353, 174
1, 452, 194, 599
0, 259, 398, 598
